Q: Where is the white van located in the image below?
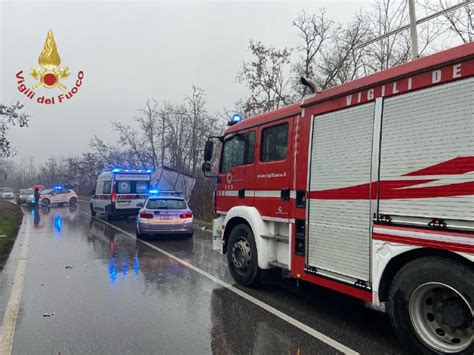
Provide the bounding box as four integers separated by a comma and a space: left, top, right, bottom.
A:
90, 169, 151, 220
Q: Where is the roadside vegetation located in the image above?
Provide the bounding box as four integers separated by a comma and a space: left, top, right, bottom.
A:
0, 200, 23, 268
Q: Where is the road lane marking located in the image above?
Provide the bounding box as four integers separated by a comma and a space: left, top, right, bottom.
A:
79, 210, 358, 355
0, 213, 30, 355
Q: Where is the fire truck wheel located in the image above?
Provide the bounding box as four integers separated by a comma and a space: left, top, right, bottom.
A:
40, 198, 50, 207
227, 223, 260, 287
388, 257, 473, 354
90, 204, 96, 217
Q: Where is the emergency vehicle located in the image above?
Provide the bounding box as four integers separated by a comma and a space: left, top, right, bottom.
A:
39, 186, 78, 207
203, 42, 474, 354
90, 169, 151, 220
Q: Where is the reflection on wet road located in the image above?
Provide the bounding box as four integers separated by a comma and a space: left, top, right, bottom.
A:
0, 203, 402, 354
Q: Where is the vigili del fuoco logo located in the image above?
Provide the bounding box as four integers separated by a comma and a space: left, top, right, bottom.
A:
16, 29, 84, 105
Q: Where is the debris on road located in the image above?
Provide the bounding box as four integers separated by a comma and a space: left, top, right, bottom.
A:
65, 265, 73, 269
43, 312, 55, 317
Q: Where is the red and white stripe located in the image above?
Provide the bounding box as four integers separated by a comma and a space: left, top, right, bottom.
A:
373, 225, 474, 254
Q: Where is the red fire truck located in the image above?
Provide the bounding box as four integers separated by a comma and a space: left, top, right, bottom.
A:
202, 42, 474, 354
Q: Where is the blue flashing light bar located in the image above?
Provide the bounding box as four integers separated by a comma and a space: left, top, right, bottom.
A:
148, 189, 159, 194
228, 113, 243, 126
54, 186, 63, 189
111, 168, 152, 174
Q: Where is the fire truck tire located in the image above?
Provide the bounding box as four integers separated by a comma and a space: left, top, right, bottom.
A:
388, 257, 474, 354
90, 204, 96, 217
227, 223, 260, 287
69, 197, 77, 205
40, 198, 50, 207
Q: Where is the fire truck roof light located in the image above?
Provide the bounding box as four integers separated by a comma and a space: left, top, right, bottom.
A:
112, 168, 121, 173
232, 114, 242, 123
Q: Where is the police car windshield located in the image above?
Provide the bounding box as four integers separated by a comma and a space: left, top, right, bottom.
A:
20, 189, 33, 195
146, 199, 187, 210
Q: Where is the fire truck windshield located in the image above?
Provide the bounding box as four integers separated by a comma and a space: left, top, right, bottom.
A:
220, 131, 255, 173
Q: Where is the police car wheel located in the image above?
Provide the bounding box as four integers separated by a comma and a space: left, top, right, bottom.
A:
69, 197, 77, 205
40, 198, 50, 207
135, 226, 143, 238
227, 223, 260, 287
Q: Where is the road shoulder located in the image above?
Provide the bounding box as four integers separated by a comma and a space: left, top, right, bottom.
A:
0, 201, 23, 269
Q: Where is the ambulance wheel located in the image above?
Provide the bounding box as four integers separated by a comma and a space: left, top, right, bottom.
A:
388, 257, 474, 354
227, 223, 260, 287
90, 204, 96, 217
104, 207, 114, 221
69, 197, 77, 205
40, 198, 50, 207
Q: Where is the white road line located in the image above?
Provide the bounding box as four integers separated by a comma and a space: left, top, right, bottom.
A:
79, 210, 358, 355
0, 213, 30, 355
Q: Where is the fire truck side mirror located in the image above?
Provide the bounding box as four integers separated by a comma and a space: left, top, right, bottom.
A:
204, 141, 214, 162
201, 161, 211, 173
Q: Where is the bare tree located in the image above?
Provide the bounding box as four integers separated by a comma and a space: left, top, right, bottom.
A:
422, 0, 473, 44
111, 122, 148, 168
237, 41, 294, 116
0, 102, 29, 158
292, 9, 333, 97
184, 86, 220, 175
135, 99, 160, 169
363, 0, 412, 73
317, 13, 369, 89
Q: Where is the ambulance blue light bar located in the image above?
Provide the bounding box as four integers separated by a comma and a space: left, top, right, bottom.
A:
110, 168, 153, 174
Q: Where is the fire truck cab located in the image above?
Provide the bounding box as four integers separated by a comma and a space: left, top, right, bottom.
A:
203, 42, 474, 354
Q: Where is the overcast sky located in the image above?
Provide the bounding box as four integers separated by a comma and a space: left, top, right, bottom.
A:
1, 0, 371, 163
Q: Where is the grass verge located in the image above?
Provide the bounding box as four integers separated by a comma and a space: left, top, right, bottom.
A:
0, 200, 23, 269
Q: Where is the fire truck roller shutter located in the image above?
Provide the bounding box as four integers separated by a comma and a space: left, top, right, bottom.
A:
379, 78, 474, 224
308, 102, 375, 282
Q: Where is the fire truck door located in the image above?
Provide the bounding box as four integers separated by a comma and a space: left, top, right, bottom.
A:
216, 130, 256, 212
254, 120, 292, 220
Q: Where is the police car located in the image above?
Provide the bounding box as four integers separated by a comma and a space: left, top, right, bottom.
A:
136, 191, 193, 238
39, 186, 78, 207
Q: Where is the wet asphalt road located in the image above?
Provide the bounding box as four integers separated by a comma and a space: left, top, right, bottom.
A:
0, 202, 403, 354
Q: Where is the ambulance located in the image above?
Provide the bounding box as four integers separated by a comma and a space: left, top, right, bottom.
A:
90, 169, 151, 220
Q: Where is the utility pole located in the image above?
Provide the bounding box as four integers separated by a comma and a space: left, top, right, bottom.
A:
408, 0, 419, 59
